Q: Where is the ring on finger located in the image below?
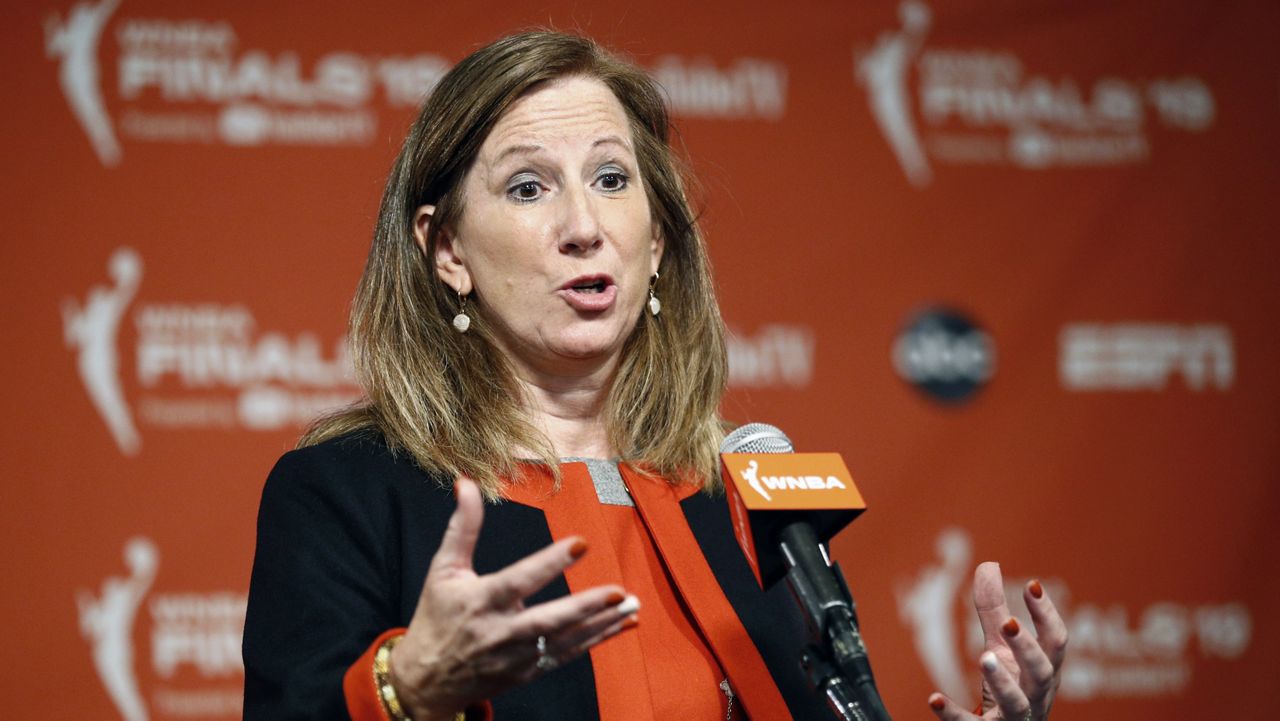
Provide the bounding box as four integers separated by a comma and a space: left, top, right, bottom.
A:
535, 635, 558, 672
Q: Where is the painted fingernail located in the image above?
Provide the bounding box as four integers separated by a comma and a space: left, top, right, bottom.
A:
617, 594, 641, 616
605, 591, 626, 606
568, 540, 588, 559
622, 615, 639, 630
980, 651, 999, 673
1029, 579, 1044, 599
1002, 617, 1020, 637
928, 695, 946, 711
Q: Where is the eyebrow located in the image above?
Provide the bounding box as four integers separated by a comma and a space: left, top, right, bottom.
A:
492, 144, 542, 167
591, 135, 632, 153
490, 135, 634, 167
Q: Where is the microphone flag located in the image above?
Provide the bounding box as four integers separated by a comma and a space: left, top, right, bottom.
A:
720, 452, 865, 588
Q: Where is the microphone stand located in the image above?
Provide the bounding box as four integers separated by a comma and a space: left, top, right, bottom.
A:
780, 522, 892, 721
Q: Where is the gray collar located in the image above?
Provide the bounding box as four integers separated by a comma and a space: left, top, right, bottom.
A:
560, 457, 633, 507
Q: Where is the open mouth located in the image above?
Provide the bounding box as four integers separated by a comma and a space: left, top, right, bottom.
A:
559, 275, 617, 312
570, 279, 609, 293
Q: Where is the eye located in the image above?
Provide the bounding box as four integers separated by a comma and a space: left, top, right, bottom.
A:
594, 167, 629, 192
506, 173, 545, 203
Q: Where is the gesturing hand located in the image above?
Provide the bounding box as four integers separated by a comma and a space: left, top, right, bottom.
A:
389, 478, 638, 721
928, 562, 1068, 721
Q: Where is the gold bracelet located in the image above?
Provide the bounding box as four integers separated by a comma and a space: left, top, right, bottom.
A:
373, 635, 411, 721
373, 635, 467, 721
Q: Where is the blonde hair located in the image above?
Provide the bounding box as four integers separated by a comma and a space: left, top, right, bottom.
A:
303, 31, 728, 498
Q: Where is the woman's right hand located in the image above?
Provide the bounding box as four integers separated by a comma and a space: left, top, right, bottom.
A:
389, 477, 637, 720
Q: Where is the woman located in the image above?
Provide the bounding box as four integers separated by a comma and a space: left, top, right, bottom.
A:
243, 31, 1067, 721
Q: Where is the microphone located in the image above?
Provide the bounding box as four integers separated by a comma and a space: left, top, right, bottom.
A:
720, 423, 891, 721
719, 423, 864, 590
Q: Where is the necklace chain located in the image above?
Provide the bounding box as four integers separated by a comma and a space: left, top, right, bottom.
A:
720, 678, 735, 720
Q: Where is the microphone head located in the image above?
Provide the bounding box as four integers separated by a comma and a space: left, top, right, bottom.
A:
720, 422, 795, 454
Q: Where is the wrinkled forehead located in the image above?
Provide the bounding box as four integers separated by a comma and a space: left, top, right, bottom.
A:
477, 75, 637, 166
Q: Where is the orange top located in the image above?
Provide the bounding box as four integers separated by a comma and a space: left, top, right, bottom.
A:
505, 461, 728, 720
346, 461, 794, 720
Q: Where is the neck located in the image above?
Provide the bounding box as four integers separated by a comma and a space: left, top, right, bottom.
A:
513, 356, 619, 460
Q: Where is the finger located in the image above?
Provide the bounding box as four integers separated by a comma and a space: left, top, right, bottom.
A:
980, 650, 1033, 721
431, 477, 484, 572
1025, 579, 1069, 670
972, 561, 1013, 651
556, 612, 638, 662
490, 589, 630, 648
527, 603, 641, 675
484, 536, 589, 607
508, 587, 636, 640
482, 589, 636, 674
999, 616, 1055, 703
926, 692, 977, 721
506, 612, 638, 684
540, 593, 639, 655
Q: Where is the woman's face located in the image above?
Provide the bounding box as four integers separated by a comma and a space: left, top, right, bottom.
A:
422, 75, 663, 378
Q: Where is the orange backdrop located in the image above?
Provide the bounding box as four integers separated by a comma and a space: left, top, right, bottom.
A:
3, 1, 1276, 718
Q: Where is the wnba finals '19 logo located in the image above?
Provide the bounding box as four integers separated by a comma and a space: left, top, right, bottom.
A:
897, 528, 1255, 704
42, 1, 454, 165
854, 0, 1216, 187
61, 247, 361, 454
77, 538, 250, 720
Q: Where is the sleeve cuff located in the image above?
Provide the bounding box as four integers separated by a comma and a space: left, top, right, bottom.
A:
343, 629, 494, 721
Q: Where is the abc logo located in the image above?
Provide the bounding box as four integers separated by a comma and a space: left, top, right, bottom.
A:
892, 307, 995, 404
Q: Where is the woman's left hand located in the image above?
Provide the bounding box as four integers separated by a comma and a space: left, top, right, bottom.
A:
928, 561, 1068, 721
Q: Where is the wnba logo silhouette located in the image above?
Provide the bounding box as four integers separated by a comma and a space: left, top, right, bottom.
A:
45, 0, 122, 166
63, 247, 142, 455
856, 0, 932, 187
740, 459, 772, 501
897, 527, 974, 707
78, 537, 158, 721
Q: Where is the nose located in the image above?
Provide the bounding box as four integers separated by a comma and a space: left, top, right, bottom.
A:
558, 184, 603, 255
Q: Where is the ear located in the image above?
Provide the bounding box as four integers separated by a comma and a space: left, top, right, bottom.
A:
414, 204, 472, 296
650, 226, 665, 276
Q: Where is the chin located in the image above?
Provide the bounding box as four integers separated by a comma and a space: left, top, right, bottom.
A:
549, 328, 628, 363
551, 342, 616, 362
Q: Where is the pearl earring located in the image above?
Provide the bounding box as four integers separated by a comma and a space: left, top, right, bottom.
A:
647, 272, 661, 316
452, 293, 471, 333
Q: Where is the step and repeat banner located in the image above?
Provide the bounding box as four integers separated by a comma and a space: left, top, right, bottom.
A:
2, 0, 1275, 718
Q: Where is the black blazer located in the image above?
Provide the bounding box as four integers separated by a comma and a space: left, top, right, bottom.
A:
242, 432, 830, 720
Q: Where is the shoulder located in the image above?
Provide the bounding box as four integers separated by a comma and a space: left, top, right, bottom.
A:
260, 430, 452, 521
273, 428, 386, 473
272, 429, 443, 487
